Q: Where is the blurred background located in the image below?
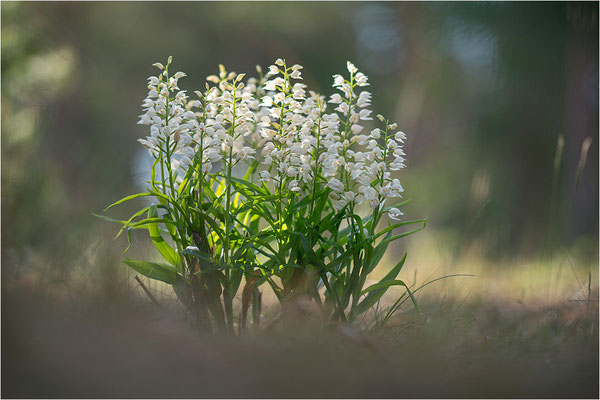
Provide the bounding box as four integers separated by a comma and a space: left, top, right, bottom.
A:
2, 0, 598, 294
1, 2, 598, 397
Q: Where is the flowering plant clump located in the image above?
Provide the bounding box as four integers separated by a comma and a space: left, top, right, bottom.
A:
102, 57, 425, 333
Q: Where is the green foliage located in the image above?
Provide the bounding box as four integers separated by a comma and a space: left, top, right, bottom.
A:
99, 57, 431, 333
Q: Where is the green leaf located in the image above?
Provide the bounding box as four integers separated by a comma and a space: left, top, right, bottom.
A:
148, 204, 181, 268
231, 176, 268, 196
123, 259, 180, 284
361, 279, 408, 295
188, 207, 226, 242
337, 214, 374, 239
172, 279, 192, 306
300, 215, 345, 252
93, 213, 128, 226
131, 217, 173, 228
354, 253, 407, 316
288, 194, 314, 214
311, 187, 330, 222
293, 232, 326, 271
378, 221, 427, 248
374, 218, 427, 241
123, 227, 133, 254
179, 247, 213, 261
326, 238, 364, 272
115, 206, 151, 239
103, 192, 152, 212
150, 157, 159, 192
365, 231, 392, 275
229, 268, 244, 296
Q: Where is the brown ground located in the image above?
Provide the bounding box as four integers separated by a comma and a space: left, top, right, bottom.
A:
2, 285, 597, 399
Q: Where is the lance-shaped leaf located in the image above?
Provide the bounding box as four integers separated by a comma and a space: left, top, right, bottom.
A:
361, 279, 409, 295
364, 231, 392, 275
123, 259, 180, 285
103, 192, 152, 212
354, 253, 408, 316
148, 204, 181, 268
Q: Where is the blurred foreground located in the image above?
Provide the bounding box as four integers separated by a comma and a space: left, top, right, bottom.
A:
3, 232, 598, 398
3, 287, 597, 398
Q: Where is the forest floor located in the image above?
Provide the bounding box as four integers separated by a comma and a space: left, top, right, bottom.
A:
3, 237, 598, 398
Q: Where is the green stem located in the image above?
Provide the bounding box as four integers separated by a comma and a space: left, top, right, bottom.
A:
223, 81, 239, 334
309, 110, 323, 220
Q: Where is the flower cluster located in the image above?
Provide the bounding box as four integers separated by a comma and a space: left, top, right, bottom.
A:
137, 57, 408, 221
137, 57, 199, 189
325, 62, 406, 213
202, 65, 257, 166
257, 59, 341, 198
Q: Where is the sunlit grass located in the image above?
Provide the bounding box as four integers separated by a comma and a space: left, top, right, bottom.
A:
396, 230, 597, 305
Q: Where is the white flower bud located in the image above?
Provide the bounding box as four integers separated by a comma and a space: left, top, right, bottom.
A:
355, 72, 369, 86
347, 61, 358, 74
359, 109, 372, 120
288, 180, 300, 192
388, 207, 404, 221
329, 93, 343, 104
351, 124, 363, 134
327, 178, 345, 193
